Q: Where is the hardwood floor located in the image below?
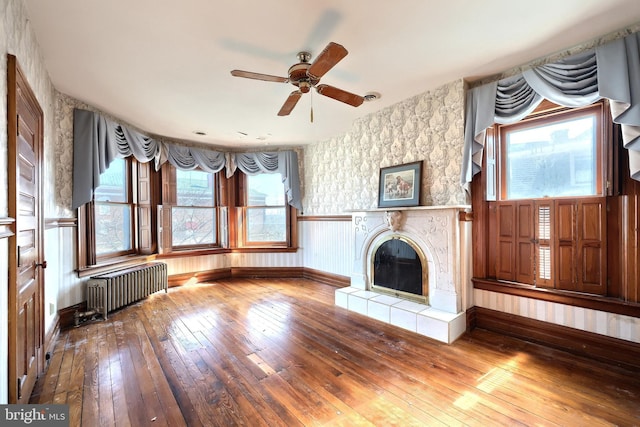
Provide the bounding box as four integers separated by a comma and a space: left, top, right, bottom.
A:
31, 278, 640, 426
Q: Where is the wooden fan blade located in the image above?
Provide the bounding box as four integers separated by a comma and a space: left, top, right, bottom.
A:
307, 42, 348, 80
278, 91, 303, 116
231, 70, 288, 83
316, 84, 364, 107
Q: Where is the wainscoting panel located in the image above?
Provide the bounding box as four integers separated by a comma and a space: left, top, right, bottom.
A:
162, 252, 230, 276
229, 251, 302, 268
300, 218, 352, 277
45, 225, 84, 315
474, 288, 640, 344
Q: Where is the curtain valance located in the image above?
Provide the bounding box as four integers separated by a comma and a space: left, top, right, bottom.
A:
462, 31, 640, 191
72, 109, 303, 211
226, 151, 302, 211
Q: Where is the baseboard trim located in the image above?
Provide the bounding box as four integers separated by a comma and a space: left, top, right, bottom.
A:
168, 268, 232, 287
303, 268, 350, 287
231, 267, 304, 278
43, 314, 60, 361
166, 266, 348, 288
471, 306, 640, 372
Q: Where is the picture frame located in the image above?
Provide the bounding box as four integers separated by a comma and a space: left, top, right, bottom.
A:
377, 161, 422, 208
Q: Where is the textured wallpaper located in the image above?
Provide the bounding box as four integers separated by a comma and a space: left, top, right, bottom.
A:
302, 79, 467, 216
1, 0, 56, 217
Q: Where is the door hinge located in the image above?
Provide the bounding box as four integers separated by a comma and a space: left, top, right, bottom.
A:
17, 377, 21, 400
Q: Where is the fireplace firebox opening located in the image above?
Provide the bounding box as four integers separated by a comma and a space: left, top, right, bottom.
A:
370, 235, 428, 303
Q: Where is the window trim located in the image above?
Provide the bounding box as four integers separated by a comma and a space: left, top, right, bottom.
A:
236, 172, 296, 249
94, 156, 136, 260
77, 157, 158, 275
158, 164, 223, 255
169, 168, 220, 251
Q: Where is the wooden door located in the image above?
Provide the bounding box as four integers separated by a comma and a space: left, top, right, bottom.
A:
7, 55, 45, 403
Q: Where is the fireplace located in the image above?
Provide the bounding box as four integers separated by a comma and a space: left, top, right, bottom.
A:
335, 206, 472, 343
371, 236, 427, 303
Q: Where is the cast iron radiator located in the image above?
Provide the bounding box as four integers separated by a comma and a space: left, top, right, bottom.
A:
86, 262, 168, 320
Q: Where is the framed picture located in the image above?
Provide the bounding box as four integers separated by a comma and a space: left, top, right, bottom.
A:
378, 161, 422, 208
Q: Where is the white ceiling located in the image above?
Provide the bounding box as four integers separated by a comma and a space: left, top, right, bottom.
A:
23, 0, 640, 149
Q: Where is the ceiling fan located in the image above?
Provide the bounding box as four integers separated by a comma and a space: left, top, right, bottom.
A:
231, 42, 364, 116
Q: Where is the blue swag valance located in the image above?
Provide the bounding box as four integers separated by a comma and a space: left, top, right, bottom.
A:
462, 31, 640, 191
72, 109, 302, 211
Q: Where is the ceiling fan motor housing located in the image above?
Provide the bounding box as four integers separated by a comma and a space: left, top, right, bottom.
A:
288, 62, 319, 93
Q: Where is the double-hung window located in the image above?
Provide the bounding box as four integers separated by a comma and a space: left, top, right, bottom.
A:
93, 157, 134, 258
239, 173, 289, 246
77, 156, 156, 273
171, 169, 218, 249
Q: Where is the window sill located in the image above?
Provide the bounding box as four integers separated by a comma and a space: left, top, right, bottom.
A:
156, 248, 231, 259
473, 278, 640, 319
77, 254, 158, 278
232, 246, 298, 253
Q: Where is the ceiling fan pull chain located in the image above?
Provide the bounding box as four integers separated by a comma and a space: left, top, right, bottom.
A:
310, 90, 314, 123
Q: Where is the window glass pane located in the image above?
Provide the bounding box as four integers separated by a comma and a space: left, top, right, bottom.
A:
95, 203, 132, 255
247, 173, 285, 206
176, 169, 215, 207
505, 115, 596, 199
172, 207, 217, 246
246, 207, 286, 242
95, 157, 127, 202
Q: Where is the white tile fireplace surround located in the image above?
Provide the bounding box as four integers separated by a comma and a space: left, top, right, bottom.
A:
336, 206, 472, 344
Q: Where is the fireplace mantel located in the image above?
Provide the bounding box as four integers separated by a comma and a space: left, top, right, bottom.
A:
336, 205, 472, 344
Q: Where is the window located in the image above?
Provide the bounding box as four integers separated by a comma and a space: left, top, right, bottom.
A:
77, 156, 156, 273
78, 161, 298, 274
475, 101, 612, 296
240, 173, 289, 246
157, 165, 221, 254
93, 157, 134, 257
171, 169, 218, 248
499, 104, 604, 200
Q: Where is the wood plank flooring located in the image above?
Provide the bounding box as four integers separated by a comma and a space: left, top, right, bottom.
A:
31, 278, 640, 426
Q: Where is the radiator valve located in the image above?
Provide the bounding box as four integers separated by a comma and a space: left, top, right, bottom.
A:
73, 309, 101, 326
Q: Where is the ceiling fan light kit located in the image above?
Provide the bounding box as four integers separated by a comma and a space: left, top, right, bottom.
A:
231, 41, 365, 116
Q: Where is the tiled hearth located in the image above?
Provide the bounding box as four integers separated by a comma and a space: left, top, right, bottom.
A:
336, 206, 472, 344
